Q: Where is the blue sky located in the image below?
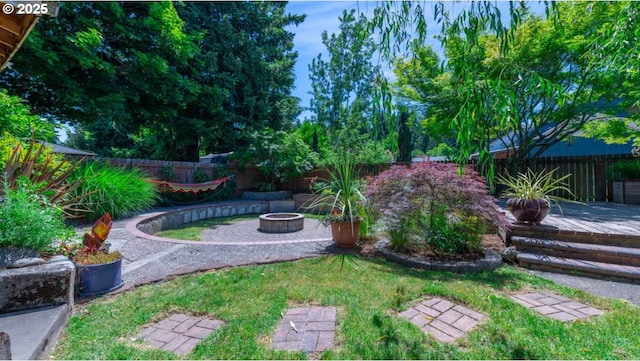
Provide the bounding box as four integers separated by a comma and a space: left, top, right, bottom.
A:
285, 1, 404, 122
284, 1, 448, 122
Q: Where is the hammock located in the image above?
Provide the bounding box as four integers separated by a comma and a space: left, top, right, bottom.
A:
152, 176, 232, 193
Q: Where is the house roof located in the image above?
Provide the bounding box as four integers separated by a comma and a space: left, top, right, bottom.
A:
0, 1, 59, 71
37, 140, 96, 157
481, 112, 635, 158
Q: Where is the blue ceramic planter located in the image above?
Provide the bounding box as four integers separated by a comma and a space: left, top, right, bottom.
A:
75, 257, 124, 297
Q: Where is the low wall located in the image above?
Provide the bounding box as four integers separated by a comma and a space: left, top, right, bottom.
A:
0, 259, 75, 313
135, 201, 269, 235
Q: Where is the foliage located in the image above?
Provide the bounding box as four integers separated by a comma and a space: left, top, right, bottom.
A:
193, 168, 209, 183
72, 212, 122, 265
81, 213, 112, 254
69, 162, 159, 220
609, 159, 640, 180
366, 162, 509, 257
160, 165, 177, 182
497, 168, 579, 211
306, 154, 368, 225
1, 2, 304, 161
579, 2, 640, 150
233, 129, 318, 188
425, 143, 456, 158
1, 139, 88, 218
0, 90, 56, 141
308, 8, 395, 164
372, 2, 640, 184
0, 181, 73, 252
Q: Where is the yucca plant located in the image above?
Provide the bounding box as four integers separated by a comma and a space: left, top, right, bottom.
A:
304, 154, 369, 248
306, 154, 368, 225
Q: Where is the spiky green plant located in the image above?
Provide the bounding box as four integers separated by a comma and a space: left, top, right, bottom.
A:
497, 167, 581, 213
305, 154, 368, 227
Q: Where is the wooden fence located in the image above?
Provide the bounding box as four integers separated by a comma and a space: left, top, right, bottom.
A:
95, 155, 635, 202
494, 154, 637, 202
97, 158, 224, 183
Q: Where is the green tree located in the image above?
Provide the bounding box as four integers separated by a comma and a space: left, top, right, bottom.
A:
0, 90, 55, 141
1, 2, 304, 161
308, 9, 387, 141
375, 1, 637, 180
579, 2, 640, 154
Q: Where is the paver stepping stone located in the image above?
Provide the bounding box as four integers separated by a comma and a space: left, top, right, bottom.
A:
399, 297, 486, 343
134, 313, 224, 355
271, 306, 337, 352
511, 291, 605, 322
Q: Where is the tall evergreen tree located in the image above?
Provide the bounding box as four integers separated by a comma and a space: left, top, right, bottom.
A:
0, 1, 304, 161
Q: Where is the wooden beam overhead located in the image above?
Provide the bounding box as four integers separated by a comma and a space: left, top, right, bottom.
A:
0, 15, 21, 36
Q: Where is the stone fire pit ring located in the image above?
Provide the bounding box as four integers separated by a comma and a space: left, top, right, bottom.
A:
259, 213, 305, 233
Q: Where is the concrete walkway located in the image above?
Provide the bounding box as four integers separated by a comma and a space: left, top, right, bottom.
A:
3, 201, 640, 359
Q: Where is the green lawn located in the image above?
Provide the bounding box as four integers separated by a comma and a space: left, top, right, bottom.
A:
52, 257, 640, 359
155, 214, 323, 241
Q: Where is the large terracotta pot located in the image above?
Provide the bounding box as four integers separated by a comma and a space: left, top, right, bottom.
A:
506, 199, 550, 225
330, 220, 361, 248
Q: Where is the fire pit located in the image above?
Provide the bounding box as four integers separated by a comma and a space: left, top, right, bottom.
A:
259, 213, 304, 233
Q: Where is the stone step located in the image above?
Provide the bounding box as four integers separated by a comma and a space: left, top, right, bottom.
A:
0, 304, 71, 360
505, 224, 640, 249
512, 237, 640, 267
518, 252, 640, 284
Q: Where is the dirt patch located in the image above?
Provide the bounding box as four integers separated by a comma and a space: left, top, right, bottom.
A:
482, 233, 506, 254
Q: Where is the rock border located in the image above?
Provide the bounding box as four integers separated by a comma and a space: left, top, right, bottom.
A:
374, 239, 502, 273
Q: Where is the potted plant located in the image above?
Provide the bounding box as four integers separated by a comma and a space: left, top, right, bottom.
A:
305, 155, 368, 248
70, 213, 124, 296
497, 167, 577, 225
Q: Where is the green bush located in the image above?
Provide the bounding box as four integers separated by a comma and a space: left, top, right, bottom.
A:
610, 159, 640, 180
70, 162, 159, 220
233, 129, 319, 188
0, 181, 72, 252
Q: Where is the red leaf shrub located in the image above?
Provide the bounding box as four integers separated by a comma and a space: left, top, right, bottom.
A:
366, 162, 509, 255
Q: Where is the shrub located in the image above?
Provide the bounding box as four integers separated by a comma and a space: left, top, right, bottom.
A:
610, 159, 640, 180
0, 181, 73, 252
2, 138, 88, 218
366, 162, 509, 257
70, 162, 159, 220
233, 129, 319, 188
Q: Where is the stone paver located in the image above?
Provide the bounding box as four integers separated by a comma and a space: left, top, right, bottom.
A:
134, 313, 224, 355
510, 291, 605, 322
271, 306, 337, 352
399, 297, 486, 343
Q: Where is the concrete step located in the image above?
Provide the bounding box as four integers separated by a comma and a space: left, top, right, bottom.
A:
518, 252, 640, 284
513, 237, 640, 267
505, 224, 640, 249
0, 304, 71, 360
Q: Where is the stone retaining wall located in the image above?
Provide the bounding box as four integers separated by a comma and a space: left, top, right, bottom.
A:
135, 201, 269, 235
0, 260, 75, 313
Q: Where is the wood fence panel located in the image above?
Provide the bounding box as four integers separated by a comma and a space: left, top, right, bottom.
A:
495, 154, 636, 202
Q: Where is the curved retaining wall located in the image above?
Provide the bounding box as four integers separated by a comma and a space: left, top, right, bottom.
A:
134, 201, 269, 236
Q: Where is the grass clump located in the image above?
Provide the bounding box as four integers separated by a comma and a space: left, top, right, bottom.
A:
70, 162, 159, 220
51, 258, 640, 359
